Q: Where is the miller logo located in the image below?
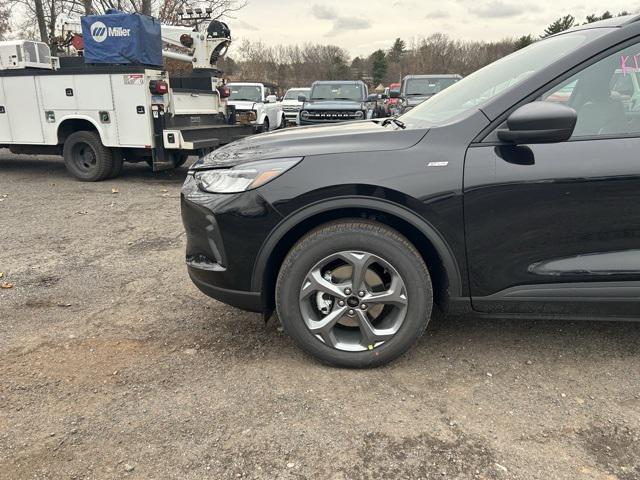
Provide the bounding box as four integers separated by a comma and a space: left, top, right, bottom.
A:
90, 21, 131, 43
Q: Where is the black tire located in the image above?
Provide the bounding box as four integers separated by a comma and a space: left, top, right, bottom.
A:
279, 114, 286, 129
175, 153, 189, 168
260, 118, 270, 133
276, 220, 433, 368
63, 131, 114, 182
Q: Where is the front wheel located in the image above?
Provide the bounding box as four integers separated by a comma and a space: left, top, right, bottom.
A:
276, 220, 433, 368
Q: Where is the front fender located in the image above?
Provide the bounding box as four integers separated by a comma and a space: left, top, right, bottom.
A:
250, 195, 463, 297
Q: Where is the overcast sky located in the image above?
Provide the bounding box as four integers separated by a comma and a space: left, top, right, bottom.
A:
229, 0, 635, 56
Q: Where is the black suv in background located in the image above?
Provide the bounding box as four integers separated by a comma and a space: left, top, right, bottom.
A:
183, 16, 640, 368
397, 74, 462, 113
298, 80, 375, 125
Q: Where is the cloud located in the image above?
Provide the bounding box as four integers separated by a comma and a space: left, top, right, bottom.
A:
331, 17, 371, 32
469, 1, 533, 18
311, 4, 372, 36
426, 10, 451, 19
311, 5, 338, 20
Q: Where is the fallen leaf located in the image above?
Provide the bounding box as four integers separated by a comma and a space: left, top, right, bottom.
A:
111, 188, 119, 194
1, 282, 14, 289
0, 272, 3, 278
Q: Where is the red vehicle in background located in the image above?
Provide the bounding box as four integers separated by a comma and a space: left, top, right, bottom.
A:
384, 83, 401, 115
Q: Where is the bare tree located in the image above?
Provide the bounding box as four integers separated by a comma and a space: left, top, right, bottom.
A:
0, 6, 13, 40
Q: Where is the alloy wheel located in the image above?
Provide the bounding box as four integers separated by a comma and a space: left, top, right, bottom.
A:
298, 250, 408, 352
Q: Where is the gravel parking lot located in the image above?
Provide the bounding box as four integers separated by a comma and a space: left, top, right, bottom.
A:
1, 151, 639, 480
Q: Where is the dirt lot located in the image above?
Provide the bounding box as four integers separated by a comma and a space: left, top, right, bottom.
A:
0, 151, 639, 480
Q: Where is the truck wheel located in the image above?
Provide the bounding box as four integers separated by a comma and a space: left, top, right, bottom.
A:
63, 131, 114, 182
276, 220, 433, 368
279, 114, 286, 129
175, 154, 189, 168
260, 118, 270, 133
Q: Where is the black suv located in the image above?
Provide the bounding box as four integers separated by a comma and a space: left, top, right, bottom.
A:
298, 80, 374, 125
182, 16, 640, 368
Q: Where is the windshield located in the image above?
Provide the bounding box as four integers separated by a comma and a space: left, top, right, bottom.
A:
228, 85, 262, 102
400, 28, 612, 128
404, 77, 459, 96
284, 89, 309, 100
310, 83, 363, 101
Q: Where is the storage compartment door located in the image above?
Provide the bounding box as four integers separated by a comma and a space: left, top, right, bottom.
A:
0, 79, 12, 142
3, 77, 43, 143
111, 73, 152, 147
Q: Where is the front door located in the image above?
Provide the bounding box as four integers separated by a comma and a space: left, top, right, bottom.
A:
464, 40, 640, 318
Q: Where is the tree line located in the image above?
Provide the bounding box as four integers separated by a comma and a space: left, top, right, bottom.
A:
225, 11, 633, 89
0, 6, 633, 90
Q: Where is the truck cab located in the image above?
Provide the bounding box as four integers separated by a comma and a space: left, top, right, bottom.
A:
281, 87, 310, 126
397, 74, 462, 113
298, 80, 374, 125
227, 82, 285, 133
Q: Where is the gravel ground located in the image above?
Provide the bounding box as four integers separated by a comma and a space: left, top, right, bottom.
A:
1, 151, 639, 480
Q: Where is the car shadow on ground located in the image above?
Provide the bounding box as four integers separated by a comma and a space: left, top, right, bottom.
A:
210, 309, 640, 368
0, 153, 192, 185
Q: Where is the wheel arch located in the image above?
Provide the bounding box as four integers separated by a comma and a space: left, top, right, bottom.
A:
57, 116, 104, 145
253, 196, 462, 316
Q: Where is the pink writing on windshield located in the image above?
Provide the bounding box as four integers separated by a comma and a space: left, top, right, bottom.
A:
621, 54, 640, 75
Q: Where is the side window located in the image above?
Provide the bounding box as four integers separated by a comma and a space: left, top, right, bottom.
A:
541, 42, 640, 138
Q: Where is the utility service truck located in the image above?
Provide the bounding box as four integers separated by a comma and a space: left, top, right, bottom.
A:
0, 10, 252, 181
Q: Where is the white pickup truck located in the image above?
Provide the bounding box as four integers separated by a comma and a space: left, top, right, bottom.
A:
227, 82, 285, 133
281, 87, 310, 126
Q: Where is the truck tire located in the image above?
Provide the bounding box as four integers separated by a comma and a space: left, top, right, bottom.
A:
63, 131, 114, 182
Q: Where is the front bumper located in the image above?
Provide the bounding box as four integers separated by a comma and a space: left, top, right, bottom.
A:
181, 175, 283, 312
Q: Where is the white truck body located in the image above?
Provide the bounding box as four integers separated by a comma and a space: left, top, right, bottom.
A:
281, 87, 310, 125
0, 56, 251, 180
227, 82, 284, 132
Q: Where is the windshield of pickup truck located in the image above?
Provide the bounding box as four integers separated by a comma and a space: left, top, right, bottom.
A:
228, 85, 262, 102
400, 28, 611, 128
405, 77, 459, 96
284, 89, 309, 100
310, 83, 363, 101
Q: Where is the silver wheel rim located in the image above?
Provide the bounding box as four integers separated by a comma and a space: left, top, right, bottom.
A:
298, 250, 408, 352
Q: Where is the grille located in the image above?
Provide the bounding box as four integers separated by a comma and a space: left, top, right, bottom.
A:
282, 106, 300, 112
307, 111, 357, 121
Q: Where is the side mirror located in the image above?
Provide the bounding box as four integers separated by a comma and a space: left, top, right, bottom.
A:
389, 90, 400, 99
297, 95, 307, 103
497, 102, 577, 144
265, 95, 277, 103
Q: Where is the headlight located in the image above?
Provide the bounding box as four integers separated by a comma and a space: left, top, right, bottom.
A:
355, 110, 365, 119
194, 157, 302, 194
300, 110, 309, 120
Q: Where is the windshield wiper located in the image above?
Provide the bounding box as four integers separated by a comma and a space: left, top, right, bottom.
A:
382, 117, 406, 129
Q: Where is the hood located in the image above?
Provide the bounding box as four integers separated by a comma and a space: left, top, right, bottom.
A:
281, 99, 302, 106
304, 99, 364, 111
193, 120, 427, 169
228, 100, 259, 110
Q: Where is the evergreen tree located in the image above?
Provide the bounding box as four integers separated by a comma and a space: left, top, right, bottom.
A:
370, 50, 388, 85
388, 38, 406, 63
541, 15, 575, 38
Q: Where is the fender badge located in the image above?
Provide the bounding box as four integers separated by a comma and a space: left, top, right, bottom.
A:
428, 161, 449, 167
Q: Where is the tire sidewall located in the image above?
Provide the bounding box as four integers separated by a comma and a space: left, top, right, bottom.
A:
276, 222, 432, 368
63, 131, 113, 182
